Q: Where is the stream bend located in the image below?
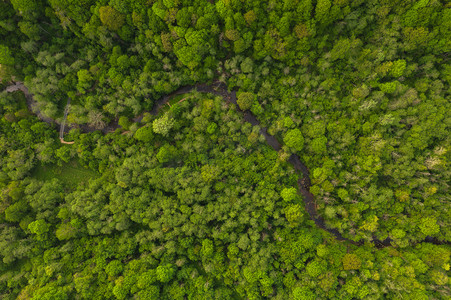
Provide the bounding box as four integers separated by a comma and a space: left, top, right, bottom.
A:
4, 81, 448, 248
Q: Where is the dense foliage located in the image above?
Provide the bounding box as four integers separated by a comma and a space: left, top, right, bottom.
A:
0, 0, 449, 299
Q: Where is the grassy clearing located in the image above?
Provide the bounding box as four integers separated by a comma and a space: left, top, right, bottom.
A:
31, 160, 99, 187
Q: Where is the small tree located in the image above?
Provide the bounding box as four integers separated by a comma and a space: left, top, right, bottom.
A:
76, 69, 93, 93
55, 223, 77, 240
156, 144, 175, 163
28, 219, 50, 235
0, 45, 15, 65
99, 6, 124, 31
105, 260, 124, 277
285, 204, 303, 226
55, 146, 71, 163
134, 126, 154, 142
237, 92, 255, 110
156, 264, 175, 283
419, 217, 440, 235
118, 116, 131, 130
152, 113, 174, 136
284, 128, 304, 152
342, 253, 361, 270
281, 187, 297, 202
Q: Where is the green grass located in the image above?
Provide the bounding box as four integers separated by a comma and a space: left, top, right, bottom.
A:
31, 160, 99, 187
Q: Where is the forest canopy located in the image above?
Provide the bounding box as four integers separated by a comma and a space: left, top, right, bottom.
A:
0, 0, 450, 299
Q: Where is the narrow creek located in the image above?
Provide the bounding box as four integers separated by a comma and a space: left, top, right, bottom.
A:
4, 81, 448, 248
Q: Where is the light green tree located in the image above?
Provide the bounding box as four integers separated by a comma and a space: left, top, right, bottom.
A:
152, 113, 174, 136
281, 187, 297, 202
419, 217, 440, 235
28, 219, 50, 235
284, 129, 304, 152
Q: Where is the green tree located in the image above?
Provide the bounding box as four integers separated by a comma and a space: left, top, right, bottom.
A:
118, 116, 131, 130
418, 217, 440, 235
285, 204, 303, 226
156, 144, 176, 163
77, 69, 93, 93
292, 286, 315, 300
201, 239, 214, 258
0, 45, 15, 65
28, 219, 50, 235
156, 264, 175, 283
281, 187, 297, 202
153, 113, 175, 136
55, 223, 77, 240
4, 200, 29, 223
306, 259, 326, 278
237, 92, 255, 111
310, 136, 327, 154
390, 59, 407, 77
284, 129, 304, 152
174, 46, 202, 69
106, 260, 124, 277
99, 6, 124, 31
315, 0, 331, 24
134, 126, 154, 142
342, 253, 361, 270
201, 164, 221, 183
55, 146, 71, 163
10, 0, 42, 19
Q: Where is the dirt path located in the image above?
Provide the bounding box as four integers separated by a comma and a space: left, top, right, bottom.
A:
4, 81, 448, 248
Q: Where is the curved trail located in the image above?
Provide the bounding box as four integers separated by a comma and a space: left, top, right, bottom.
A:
4, 82, 448, 248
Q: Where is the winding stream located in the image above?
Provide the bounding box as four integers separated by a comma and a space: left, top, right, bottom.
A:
4, 82, 448, 248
